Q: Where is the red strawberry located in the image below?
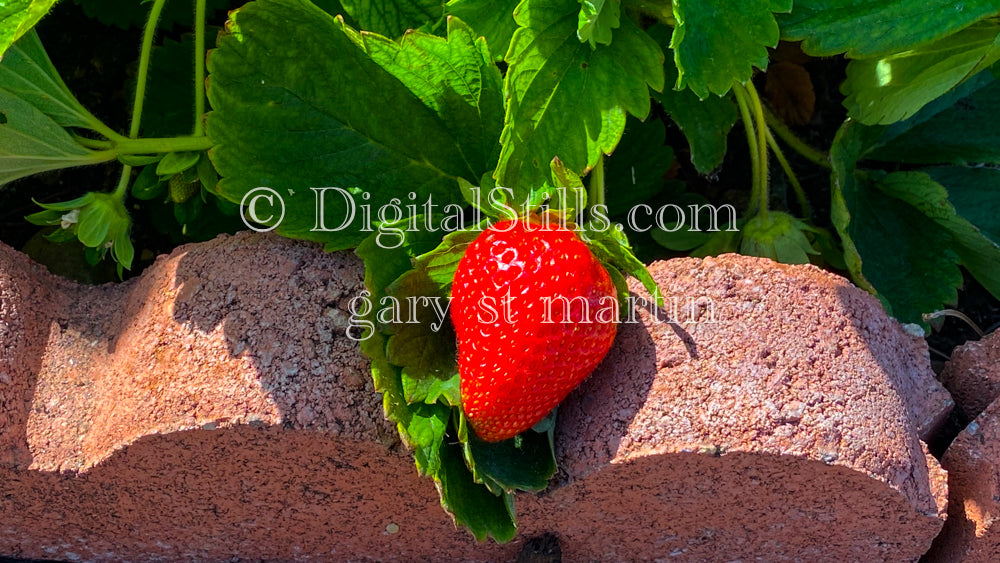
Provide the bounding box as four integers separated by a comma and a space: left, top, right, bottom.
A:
451, 216, 618, 442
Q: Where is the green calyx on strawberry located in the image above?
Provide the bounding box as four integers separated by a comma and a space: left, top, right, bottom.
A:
452, 213, 619, 442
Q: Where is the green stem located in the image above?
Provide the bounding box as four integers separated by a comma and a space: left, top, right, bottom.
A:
82, 149, 120, 164
766, 129, 812, 219
114, 165, 133, 198
763, 105, 830, 170
115, 135, 214, 154
193, 0, 206, 136
744, 83, 770, 222
131, 0, 168, 139
589, 156, 606, 219
732, 84, 762, 216
74, 135, 114, 150
923, 309, 985, 337
86, 116, 127, 143
113, 0, 167, 201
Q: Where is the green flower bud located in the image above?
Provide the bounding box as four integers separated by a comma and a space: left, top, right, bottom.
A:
27, 192, 134, 270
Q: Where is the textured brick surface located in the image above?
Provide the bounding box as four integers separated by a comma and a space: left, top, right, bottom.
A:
939, 330, 1000, 421
516, 257, 948, 561
925, 390, 1000, 562
0, 234, 948, 561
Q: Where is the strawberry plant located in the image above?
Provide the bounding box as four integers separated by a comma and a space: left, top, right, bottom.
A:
3, 0, 1000, 542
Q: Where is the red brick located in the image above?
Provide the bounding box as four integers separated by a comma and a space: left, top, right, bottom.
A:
0, 237, 948, 561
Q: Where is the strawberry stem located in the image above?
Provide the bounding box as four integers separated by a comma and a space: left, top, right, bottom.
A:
130, 0, 167, 141
113, 0, 168, 202
923, 309, 985, 337
588, 155, 606, 222
194, 0, 207, 136
733, 81, 773, 222
763, 105, 831, 170
765, 128, 812, 218
732, 83, 762, 217
744, 83, 770, 222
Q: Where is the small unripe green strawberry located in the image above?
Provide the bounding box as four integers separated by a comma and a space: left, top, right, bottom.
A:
169, 174, 199, 203
452, 216, 618, 442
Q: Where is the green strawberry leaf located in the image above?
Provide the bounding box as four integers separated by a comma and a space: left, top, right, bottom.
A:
690, 226, 745, 258
384, 228, 479, 405
739, 211, 818, 265
156, 151, 202, 176
141, 34, 205, 138
465, 427, 557, 492
197, 153, 220, 193
496, 0, 664, 197
880, 169, 1000, 302
403, 402, 452, 475
602, 263, 630, 317
207, 0, 498, 250
405, 227, 482, 286
926, 167, 1000, 246
832, 125, 956, 322
875, 69, 998, 145
365, 17, 505, 176
828, 119, 886, 296
0, 88, 113, 186
577, 0, 620, 48
649, 192, 734, 252
582, 223, 664, 308
669, 0, 792, 98
383, 286, 458, 399
646, 25, 737, 174
131, 165, 166, 201
458, 176, 520, 221
446, 0, 520, 61
651, 223, 711, 252
339, 0, 443, 37
31, 193, 95, 213
550, 157, 584, 192
841, 23, 1000, 125
520, 174, 589, 217
309, 0, 360, 23
357, 233, 452, 476
402, 369, 461, 407
839, 74, 1000, 307
806, 226, 848, 271
604, 117, 674, 217
437, 439, 516, 542
778, 0, 1000, 58
547, 158, 589, 216
850, 172, 962, 325
866, 77, 1000, 164
0, 30, 98, 129
0, 0, 56, 57
647, 185, 744, 257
